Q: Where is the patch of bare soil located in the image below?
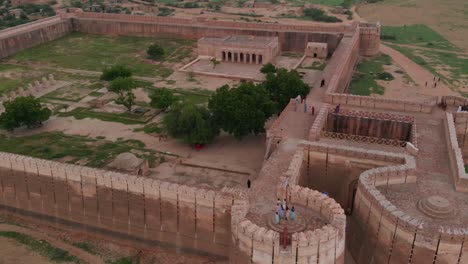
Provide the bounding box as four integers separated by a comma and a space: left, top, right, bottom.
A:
0, 237, 56, 264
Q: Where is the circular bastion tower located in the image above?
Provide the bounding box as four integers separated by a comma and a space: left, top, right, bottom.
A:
229, 144, 346, 264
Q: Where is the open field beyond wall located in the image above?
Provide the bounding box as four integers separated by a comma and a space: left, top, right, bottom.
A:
356, 0, 468, 51
357, 0, 468, 93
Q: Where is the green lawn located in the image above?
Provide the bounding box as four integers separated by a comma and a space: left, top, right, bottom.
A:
0, 132, 166, 168
172, 88, 213, 105
348, 54, 391, 95
9, 33, 195, 78
381, 25, 462, 52
0, 64, 45, 95
301, 61, 327, 70
59, 107, 151, 125
0, 231, 82, 263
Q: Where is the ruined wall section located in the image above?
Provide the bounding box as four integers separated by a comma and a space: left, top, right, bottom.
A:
0, 16, 73, 59
0, 152, 237, 256
71, 12, 343, 53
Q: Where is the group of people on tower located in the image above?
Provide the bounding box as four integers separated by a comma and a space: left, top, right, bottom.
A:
274, 198, 296, 224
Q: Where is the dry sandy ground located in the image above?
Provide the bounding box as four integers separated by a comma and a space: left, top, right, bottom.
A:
168, 3, 356, 25
356, 0, 468, 51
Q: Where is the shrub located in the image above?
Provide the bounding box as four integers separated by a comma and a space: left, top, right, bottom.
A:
377, 72, 394, 81
100, 65, 132, 81
303, 8, 342, 23
147, 43, 165, 60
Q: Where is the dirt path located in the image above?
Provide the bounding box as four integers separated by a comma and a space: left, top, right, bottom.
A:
0, 224, 103, 264
380, 44, 456, 96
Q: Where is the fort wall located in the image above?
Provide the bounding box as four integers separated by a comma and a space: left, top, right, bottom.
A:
0, 16, 73, 60
71, 12, 344, 53
0, 152, 238, 257
445, 112, 468, 192
347, 146, 468, 264
358, 22, 381, 57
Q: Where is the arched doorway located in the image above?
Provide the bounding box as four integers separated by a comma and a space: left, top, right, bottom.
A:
313, 53, 317, 58
222, 51, 226, 61
240, 53, 244, 62
246, 53, 250, 63
320, 79, 325, 87
228, 52, 232, 62
252, 54, 257, 64
258, 54, 263, 64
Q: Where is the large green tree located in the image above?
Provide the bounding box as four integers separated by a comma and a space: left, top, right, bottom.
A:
109, 77, 137, 112
0, 96, 51, 131
150, 88, 176, 110
164, 103, 219, 145
208, 82, 275, 140
262, 68, 310, 112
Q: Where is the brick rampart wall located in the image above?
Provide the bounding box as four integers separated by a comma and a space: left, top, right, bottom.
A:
345, 145, 468, 264
0, 152, 237, 256
445, 112, 468, 192
358, 22, 380, 57
72, 16, 343, 53
0, 16, 73, 59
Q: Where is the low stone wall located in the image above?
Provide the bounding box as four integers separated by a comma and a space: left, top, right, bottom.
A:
325, 92, 434, 113
444, 112, 468, 192
0, 152, 237, 256
0, 17, 73, 59
308, 104, 329, 141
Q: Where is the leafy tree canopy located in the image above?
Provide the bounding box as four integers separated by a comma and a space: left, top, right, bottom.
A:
101, 65, 132, 81
262, 68, 310, 112
208, 82, 275, 140
164, 103, 219, 145
115, 91, 136, 112
260, 63, 277, 74
150, 88, 176, 110
109, 77, 136, 94
147, 43, 165, 60
0, 96, 51, 131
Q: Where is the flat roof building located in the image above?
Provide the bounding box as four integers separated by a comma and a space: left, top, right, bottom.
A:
198, 35, 280, 65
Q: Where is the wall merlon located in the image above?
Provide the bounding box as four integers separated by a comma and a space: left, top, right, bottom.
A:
110, 172, 128, 191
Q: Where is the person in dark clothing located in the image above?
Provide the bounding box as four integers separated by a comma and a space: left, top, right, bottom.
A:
247, 179, 251, 189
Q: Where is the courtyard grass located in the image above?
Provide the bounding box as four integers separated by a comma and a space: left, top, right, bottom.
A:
0, 64, 47, 95
9, 33, 195, 78
381, 25, 462, 52
0, 231, 83, 263
300, 61, 327, 70
43, 82, 101, 102
172, 88, 213, 105
348, 54, 391, 95
59, 107, 150, 125
0, 132, 168, 168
